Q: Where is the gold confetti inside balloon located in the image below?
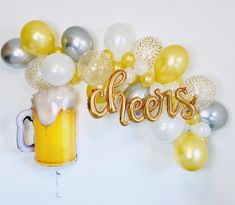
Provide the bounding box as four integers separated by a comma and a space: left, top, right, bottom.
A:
134, 36, 162, 68
78, 50, 113, 86
174, 131, 208, 171
25, 57, 50, 90
184, 75, 216, 110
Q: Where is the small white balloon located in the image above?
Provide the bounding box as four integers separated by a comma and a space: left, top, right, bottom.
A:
190, 122, 211, 138
104, 23, 135, 60
41, 53, 75, 86
134, 60, 150, 75
149, 82, 164, 96
125, 67, 136, 84
150, 113, 186, 143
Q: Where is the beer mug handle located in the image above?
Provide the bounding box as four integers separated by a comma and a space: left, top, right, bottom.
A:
16, 109, 34, 152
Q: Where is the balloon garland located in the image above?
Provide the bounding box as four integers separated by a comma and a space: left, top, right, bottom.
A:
1, 20, 228, 172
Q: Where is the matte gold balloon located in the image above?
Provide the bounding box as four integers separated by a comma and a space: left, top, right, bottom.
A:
174, 132, 208, 171
154, 45, 189, 84
20, 20, 55, 56
121, 52, 135, 68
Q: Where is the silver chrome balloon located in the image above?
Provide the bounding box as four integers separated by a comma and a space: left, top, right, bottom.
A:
124, 83, 149, 116
124, 83, 149, 102
61, 26, 94, 62
1, 38, 34, 68
200, 101, 228, 131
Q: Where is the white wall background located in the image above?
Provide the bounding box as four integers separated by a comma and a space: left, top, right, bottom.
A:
0, 0, 234, 204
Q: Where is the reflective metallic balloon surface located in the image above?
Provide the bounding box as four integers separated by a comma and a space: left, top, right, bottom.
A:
1, 38, 34, 68
61, 26, 94, 62
124, 83, 150, 102
200, 101, 228, 131
174, 131, 208, 171
124, 83, 149, 116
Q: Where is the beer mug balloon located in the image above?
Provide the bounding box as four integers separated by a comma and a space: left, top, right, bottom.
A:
16, 85, 78, 167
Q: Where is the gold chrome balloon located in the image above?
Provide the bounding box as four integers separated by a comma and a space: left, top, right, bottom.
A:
187, 112, 200, 125
51, 47, 64, 53
112, 61, 124, 71
20, 20, 55, 56
121, 52, 135, 68
140, 72, 155, 88
103, 49, 113, 60
174, 131, 208, 171
154, 45, 189, 84
70, 68, 81, 85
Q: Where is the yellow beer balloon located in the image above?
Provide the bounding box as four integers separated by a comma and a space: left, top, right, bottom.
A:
174, 131, 208, 171
154, 45, 189, 84
20, 20, 55, 56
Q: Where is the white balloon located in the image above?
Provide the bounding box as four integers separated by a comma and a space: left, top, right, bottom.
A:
164, 82, 180, 91
41, 53, 75, 86
134, 60, 150, 75
151, 113, 186, 143
190, 122, 211, 138
150, 82, 164, 96
125, 67, 136, 84
104, 23, 135, 60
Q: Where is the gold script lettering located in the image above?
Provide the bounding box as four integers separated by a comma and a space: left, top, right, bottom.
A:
87, 70, 197, 125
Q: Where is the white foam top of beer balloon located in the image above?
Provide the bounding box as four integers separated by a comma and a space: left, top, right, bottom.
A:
32, 85, 77, 126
